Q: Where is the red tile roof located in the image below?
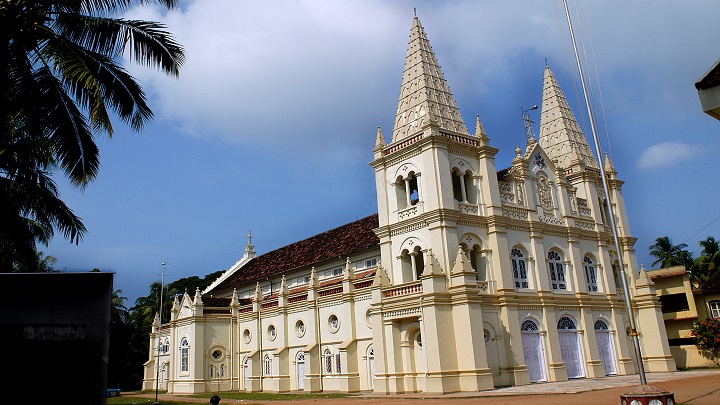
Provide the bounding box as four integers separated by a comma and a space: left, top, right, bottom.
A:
208, 214, 379, 295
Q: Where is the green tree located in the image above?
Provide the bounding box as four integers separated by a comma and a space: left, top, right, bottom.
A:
692, 236, 720, 284
691, 318, 720, 366
1, 0, 185, 269
649, 236, 692, 269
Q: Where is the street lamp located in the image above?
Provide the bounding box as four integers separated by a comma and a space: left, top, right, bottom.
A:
154, 262, 168, 405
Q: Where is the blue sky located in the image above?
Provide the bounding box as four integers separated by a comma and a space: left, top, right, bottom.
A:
47, 1, 720, 304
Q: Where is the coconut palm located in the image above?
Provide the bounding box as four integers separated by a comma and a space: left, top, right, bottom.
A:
649, 236, 691, 269
693, 236, 720, 283
1, 0, 185, 268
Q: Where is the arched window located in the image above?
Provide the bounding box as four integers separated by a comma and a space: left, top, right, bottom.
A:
396, 171, 420, 210
264, 354, 272, 375
594, 319, 609, 330
557, 316, 577, 330
611, 262, 621, 290
521, 319, 539, 331
324, 349, 333, 374
400, 246, 425, 281
511, 248, 529, 289
461, 242, 485, 280
584, 256, 598, 292
548, 250, 566, 290
710, 301, 720, 319
452, 168, 475, 204
180, 338, 189, 372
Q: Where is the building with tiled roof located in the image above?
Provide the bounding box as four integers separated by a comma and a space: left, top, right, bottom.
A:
646, 265, 720, 368
144, 16, 676, 395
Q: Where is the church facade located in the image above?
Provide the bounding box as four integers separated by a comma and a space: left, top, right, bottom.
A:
143, 17, 676, 394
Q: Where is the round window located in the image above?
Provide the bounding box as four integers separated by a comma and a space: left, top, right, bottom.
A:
243, 329, 251, 343
268, 324, 277, 341
483, 329, 491, 343
328, 314, 340, 333
212, 349, 222, 360
365, 308, 372, 329
295, 320, 306, 337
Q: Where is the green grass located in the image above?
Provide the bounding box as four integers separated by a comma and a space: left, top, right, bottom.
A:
191, 392, 351, 401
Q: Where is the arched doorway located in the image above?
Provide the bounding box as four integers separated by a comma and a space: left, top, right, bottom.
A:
594, 319, 617, 375
521, 319, 547, 382
367, 346, 375, 390
557, 316, 585, 378
243, 357, 251, 391
296, 351, 305, 390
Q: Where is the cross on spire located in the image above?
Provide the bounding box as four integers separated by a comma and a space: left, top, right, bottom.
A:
246, 231, 253, 246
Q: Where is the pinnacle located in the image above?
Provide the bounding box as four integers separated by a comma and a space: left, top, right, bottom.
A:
538, 65, 598, 170
391, 17, 468, 142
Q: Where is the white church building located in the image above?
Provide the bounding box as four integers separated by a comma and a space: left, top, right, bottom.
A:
143, 16, 676, 394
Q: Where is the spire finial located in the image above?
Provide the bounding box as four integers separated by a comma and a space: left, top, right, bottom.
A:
413, 7, 416, 17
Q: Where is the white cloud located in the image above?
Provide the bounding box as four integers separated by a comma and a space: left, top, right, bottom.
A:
636, 142, 705, 170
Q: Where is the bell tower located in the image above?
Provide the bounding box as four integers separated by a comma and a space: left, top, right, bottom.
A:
370, 16, 500, 287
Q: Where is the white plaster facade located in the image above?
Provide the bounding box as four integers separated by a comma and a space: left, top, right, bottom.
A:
143, 16, 676, 394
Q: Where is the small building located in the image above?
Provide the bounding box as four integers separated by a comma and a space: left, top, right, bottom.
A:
648, 266, 720, 368
695, 58, 720, 121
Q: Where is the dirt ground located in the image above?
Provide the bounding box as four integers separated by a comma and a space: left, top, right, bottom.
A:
127, 370, 720, 405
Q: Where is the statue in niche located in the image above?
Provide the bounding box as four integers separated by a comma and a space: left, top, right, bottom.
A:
516, 183, 524, 204
537, 174, 554, 213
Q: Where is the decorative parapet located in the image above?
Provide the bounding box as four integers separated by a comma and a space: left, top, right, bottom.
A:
539, 215, 565, 226
575, 219, 596, 230
239, 305, 253, 314
502, 205, 530, 220
354, 280, 373, 289
439, 131, 479, 146
319, 286, 343, 297
287, 294, 308, 304
398, 205, 419, 220
383, 134, 423, 156
458, 202, 479, 214
261, 300, 278, 309
382, 281, 423, 298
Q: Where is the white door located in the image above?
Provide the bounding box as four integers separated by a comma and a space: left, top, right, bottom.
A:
559, 331, 585, 378
522, 331, 547, 382
368, 347, 375, 390
595, 329, 617, 375
297, 362, 305, 389
243, 358, 251, 391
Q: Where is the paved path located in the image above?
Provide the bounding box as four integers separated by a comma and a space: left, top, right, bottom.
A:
125, 369, 720, 404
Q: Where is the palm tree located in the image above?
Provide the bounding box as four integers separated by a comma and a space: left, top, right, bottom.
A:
693, 236, 720, 283
1, 0, 185, 267
649, 236, 691, 269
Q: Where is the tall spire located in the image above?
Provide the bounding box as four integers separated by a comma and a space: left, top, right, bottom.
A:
392, 17, 468, 142
538, 66, 598, 170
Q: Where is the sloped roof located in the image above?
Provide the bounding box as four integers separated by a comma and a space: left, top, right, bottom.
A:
208, 214, 379, 295
700, 270, 720, 294
647, 266, 687, 280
